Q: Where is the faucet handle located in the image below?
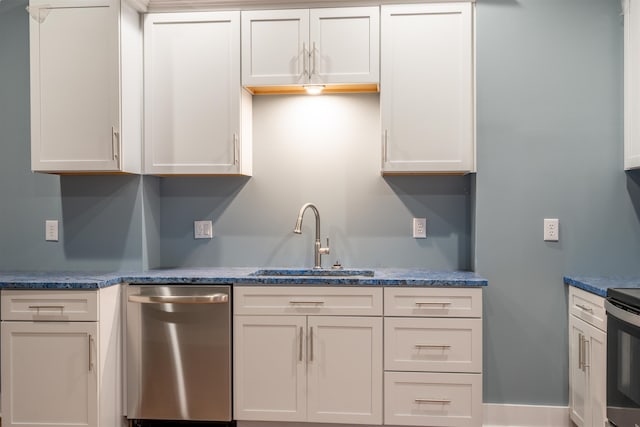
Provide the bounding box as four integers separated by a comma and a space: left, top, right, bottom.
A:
319, 237, 330, 255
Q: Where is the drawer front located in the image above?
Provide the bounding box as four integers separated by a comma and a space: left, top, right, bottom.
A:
384, 287, 482, 318
385, 317, 481, 373
1, 290, 98, 321
384, 371, 482, 427
569, 286, 606, 331
234, 286, 383, 316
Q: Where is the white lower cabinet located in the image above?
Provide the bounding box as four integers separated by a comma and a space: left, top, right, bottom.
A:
1, 286, 123, 427
234, 285, 483, 427
568, 287, 607, 427
234, 286, 383, 425
383, 287, 483, 427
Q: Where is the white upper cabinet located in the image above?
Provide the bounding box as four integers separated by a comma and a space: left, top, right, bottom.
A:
29, 0, 142, 174
625, 0, 640, 169
380, 2, 475, 174
144, 12, 252, 175
241, 7, 379, 90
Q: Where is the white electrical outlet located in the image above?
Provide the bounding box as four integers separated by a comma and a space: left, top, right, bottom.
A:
45, 220, 58, 242
413, 218, 427, 239
194, 220, 213, 239
544, 218, 559, 242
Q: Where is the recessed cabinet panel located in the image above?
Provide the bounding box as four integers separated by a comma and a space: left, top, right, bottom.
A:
1, 321, 98, 427
381, 3, 474, 174
145, 12, 249, 175
242, 10, 309, 86
233, 315, 306, 421
309, 7, 379, 85
307, 316, 382, 424
384, 317, 482, 373
30, 2, 120, 172
384, 371, 482, 427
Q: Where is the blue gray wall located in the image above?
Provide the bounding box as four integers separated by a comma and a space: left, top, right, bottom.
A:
1, 0, 639, 406
476, 0, 640, 404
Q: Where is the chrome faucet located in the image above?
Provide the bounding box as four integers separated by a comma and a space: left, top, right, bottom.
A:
293, 203, 330, 269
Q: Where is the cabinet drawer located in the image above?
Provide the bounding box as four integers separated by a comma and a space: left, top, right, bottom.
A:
384, 371, 482, 427
385, 317, 481, 373
1, 290, 98, 321
234, 286, 382, 316
384, 288, 482, 318
569, 286, 606, 331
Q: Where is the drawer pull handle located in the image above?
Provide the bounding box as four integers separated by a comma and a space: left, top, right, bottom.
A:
415, 398, 451, 404
415, 344, 451, 349
415, 301, 452, 306
289, 301, 325, 305
29, 305, 65, 311
575, 304, 594, 313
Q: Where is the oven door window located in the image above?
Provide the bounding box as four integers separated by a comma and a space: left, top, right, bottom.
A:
608, 311, 640, 426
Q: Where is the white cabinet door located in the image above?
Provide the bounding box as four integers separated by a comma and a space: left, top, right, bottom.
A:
586, 319, 607, 427
625, 0, 640, 169
308, 7, 379, 85
381, 3, 474, 174
1, 321, 98, 427
307, 316, 382, 424
242, 9, 309, 86
144, 12, 251, 175
234, 315, 307, 421
570, 316, 588, 427
30, 0, 120, 172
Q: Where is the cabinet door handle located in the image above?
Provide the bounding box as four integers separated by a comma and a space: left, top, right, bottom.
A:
28, 305, 64, 311
309, 326, 314, 362
414, 398, 451, 404
582, 337, 589, 370
575, 304, 594, 313
415, 301, 452, 306
383, 129, 389, 163
578, 333, 584, 370
111, 127, 119, 161
311, 42, 317, 77
299, 326, 304, 362
88, 334, 94, 372
302, 42, 308, 79
233, 133, 239, 166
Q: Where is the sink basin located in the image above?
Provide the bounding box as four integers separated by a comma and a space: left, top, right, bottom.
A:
250, 268, 375, 278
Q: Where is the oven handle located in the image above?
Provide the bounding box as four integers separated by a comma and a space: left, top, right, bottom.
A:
605, 300, 640, 328
128, 294, 229, 304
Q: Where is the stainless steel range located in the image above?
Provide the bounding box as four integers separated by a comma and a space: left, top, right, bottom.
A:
126, 285, 232, 423
606, 288, 640, 427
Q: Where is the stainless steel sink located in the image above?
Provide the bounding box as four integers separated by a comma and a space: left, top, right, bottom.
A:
250, 268, 374, 277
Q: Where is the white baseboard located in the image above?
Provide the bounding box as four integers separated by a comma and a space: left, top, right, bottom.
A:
483, 403, 570, 427
237, 404, 571, 427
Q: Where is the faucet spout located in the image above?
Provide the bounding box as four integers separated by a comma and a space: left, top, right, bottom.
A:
293, 203, 330, 269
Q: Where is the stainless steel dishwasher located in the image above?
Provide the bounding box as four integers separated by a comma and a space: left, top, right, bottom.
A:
126, 285, 231, 422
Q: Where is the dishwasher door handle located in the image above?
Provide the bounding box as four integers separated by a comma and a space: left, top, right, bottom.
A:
128, 294, 229, 304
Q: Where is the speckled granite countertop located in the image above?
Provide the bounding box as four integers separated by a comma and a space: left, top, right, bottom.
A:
564, 275, 640, 298
0, 268, 488, 289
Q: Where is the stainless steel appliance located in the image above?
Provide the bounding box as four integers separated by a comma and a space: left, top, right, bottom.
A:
605, 288, 640, 427
126, 285, 231, 422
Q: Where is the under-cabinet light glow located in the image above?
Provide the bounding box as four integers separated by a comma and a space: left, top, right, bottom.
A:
303, 85, 325, 95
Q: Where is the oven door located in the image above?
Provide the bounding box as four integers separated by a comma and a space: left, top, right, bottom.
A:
606, 299, 640, 427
